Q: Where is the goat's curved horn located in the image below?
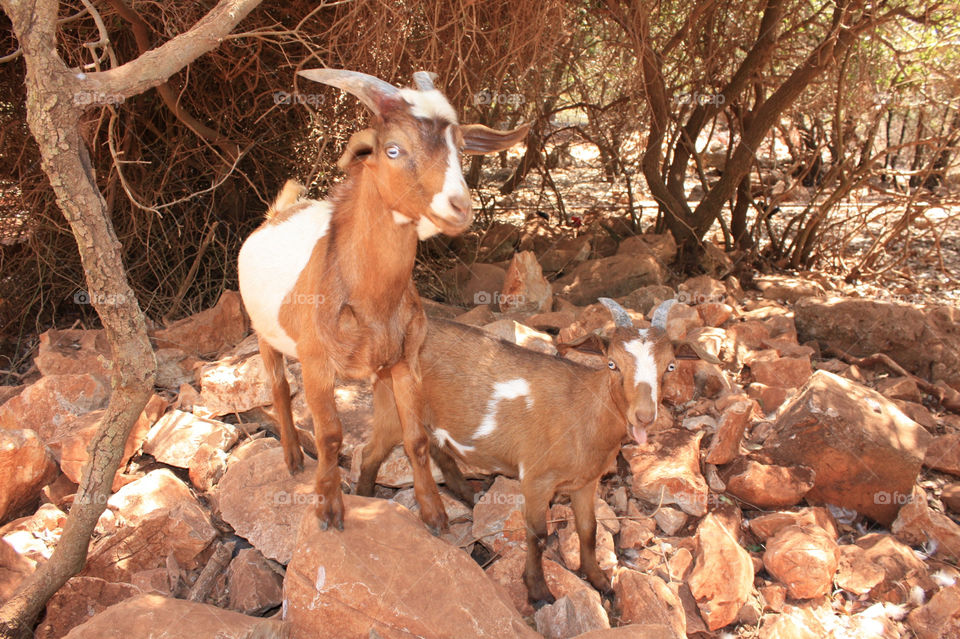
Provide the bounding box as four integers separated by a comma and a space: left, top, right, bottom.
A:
413, 71, 439, 91
651, 298, 678, 331
297, 69, 401, 116
598, 297, 634, 329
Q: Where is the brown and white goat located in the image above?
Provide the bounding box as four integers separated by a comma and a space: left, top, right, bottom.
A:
359, 298, 717, 604
238, 69, 528, 532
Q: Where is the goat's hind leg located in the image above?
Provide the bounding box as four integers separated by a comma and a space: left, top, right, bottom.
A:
357, 375, 402, 497
259, 336, 303, 473
300, 360, 345, 531
389, 360, 448, 534
430, 443, 474, 504
520, 479, 556, 607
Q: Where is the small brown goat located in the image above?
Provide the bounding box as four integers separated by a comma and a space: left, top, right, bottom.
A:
359, 298, 716, 604
238, 69, 528, 531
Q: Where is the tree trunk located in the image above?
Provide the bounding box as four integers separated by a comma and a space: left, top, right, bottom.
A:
0, 1, 263, 636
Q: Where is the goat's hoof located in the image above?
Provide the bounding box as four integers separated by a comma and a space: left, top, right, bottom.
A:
315, 495, 344, 531
284, 449, 305, 474
587, 573, 612, 594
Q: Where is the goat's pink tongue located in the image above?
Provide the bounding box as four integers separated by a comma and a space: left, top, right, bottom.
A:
632, 426, 648, 446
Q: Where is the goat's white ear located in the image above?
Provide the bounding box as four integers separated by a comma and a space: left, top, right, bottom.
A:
460, 122, 530, 155
337, 128, 377, 171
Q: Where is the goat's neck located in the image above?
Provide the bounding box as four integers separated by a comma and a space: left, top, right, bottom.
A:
592, 368, 630, 440
331, 171, 419, 311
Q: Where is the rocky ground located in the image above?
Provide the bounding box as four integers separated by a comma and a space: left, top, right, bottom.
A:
2, 227, 960, 638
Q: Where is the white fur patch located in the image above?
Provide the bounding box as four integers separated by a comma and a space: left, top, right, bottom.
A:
398, 88, 459, 123
625, 338, 659, 419
416, 216, 441, 239
237, 200, 332, 358
434, 428, 474, 457
427, 127, 470, 229
392, 210, 413, 225
475, 378, 533, 438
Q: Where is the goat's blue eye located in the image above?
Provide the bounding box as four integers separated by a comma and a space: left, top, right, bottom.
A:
608, 361, 617, 370
385, 146, 400, 159
666, 362, 676, 373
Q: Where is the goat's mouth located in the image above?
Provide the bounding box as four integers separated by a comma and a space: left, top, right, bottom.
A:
424, 208, 473, 236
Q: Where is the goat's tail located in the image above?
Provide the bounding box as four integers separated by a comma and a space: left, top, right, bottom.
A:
265, 180, 306, 219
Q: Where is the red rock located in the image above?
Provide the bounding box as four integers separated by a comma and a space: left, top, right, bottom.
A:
53, 394, 167, 487
653, 507, 688, 536
187, 443, 227, 493
760, 583, 787, 612
0, 374, 110, 442
446, 262, 506, 307
755, 276, 826, 303
795, 297, 960, 391
35, 328, 111, 382
196, 353, 288, 418
908, 584, 960, 639
618, 516, 656, 551
61, 593, 280, 638
486, 546, 598, 617
500, 250, 552, 313
142, 409, 238, 468
925, 434, 960, 476
762, 524, 839, 599
763, 370, 931, 525
835, 544, 884, 595
473, 476, 526, 554
224, 547, 283, 615
478, 221, 520, 261
150, 290, 248, 358
677, 275, 726, 305
747, 383, 790, 414
154, 348, 203, 389
617, 233, 677, 263
892, 485, 960, 558
482, 319, 557, 355
554, 253, 664, 306
877, 376, 923, 403
0, 537, 35, 601
750, 355, 812, 389
526, 310, 577, 333
613, 569, 686, 638
0, 429, 57, 522
941, 483, 960, 514
34, 577, 142, 639
538, 235, 591, 272
856, 532, 934, 604
285, 495, 538, 638
747, 508, 838, 542
724, 459, 815, 509
347, 444, 446, 490
453, 304, 495, 326
688, 510, 754, 630
617, 285, 675, 316
626, 430, 708, 516
555, 504, 617, 577
84, 469, 216, 582
575, 626, 677, 639
705, 398, 753, 465
534, 589, 610, 638
697, 302, 734, 327
217, 442, 320, 564
758, 605, 826, 639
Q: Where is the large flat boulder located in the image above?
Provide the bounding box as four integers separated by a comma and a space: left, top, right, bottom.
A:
554, 253, 663, 305
795, 297, 960, 390
284, 494, 538, 638
762, 370, 930, 524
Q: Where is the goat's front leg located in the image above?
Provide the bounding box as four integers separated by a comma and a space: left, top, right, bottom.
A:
570, 479, 611, 593
301, 363, 345, 531
520, 479, 556, 607
388, 360, 448, 534
258, 336, 303, 473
